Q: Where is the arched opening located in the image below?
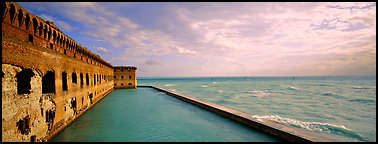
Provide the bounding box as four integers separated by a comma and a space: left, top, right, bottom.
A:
93, 74, 96, 85
129, 75, 132, 79
80, 73, 83, 88
16, 116, 30, 135
62, 71, 68, 91
44, 25, 47, 39
39, 22, 43, 36
72, 72, 77, 84
25, 14, 30, 30
17, 9, 23, 27
48, 28, 52, 40
1, 2, 6, 23
128, 83, 132, 86
16, 69, 35, 94
53, 30, 56, 44
86, 73, 89, 86
32, 18, 38, 35
9, 4, 16, 23
42, 70, 55, 94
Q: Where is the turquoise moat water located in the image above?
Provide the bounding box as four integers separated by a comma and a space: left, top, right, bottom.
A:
137, 76, 376, 142
51, 88, 281, 142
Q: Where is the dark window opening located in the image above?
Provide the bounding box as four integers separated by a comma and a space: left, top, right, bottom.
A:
50, 43, 53, 49
114, 76, 116, 79
43, 26, 47, 39
88, 93, 93, 104
16, 116, 30, 135
48, 28, 52, 40
25, 14, 30, 30
114, 83, 117, 86
42, 70, 55, 94
9, 4, 15, 23
2, 71, 4, 78
1, 3, 6, 23
129, 83, 132, 86
28, 34, 33, 43
41, 108, 43, 116
121, 83, 124, 86
71, 98, 77, 112
129, 76, 132, 79
64, 49, 66, 55
18, 9, 23, 27
86, 73, 89, 86
30, 135, 36, 142
39, 22, 43, 36
64, 106, 66, 111
94, 74, 96, 85
62, 72, 68, 91
32, 18, 38, 35
17, 69, 34, 94
80, 73, 83, 88
71, 72, 77, 84
121, 76, 124, 79
82, 97, 84, 105
74, 53, 76, 58
45, 110, 55, 131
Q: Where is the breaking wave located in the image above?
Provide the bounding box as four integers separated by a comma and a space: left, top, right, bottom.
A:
250, 115, 366, 141
287, 86, 299, 90
353, 86, 370, 89
201, 85, 208, 88
246, 90, 270, 97
164, 84, 176, 87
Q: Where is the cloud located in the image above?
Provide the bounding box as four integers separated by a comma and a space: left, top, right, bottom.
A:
144, 59, 162, 65
20, 2, 376, 76
93, 46, 111, 54
39, 13, 77, 32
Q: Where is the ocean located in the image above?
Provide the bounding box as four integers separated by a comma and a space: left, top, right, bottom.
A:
137, 76, 376, 142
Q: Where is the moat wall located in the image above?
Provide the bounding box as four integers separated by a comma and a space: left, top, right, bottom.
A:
2, 2, 136, 142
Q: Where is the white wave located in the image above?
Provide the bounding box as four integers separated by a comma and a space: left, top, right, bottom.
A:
247, 90, 270, 97
218, 90, 223, 93
169, 89, 176, 92
164, 84, 176, 87
201, 85, 208, 88
353, 86, 369, 89
251, 115, 352, 133
288, 86, 299, 90
212, 82, 217, 84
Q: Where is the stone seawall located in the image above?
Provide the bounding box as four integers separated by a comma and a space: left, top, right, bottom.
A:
138, 85, 341, 142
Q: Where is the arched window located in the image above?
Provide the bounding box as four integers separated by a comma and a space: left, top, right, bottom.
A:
16, 69, 35, 94
42, 70, 55, 94
48, 27, 52, 40
43, 25, 47, 39
1, 3, 6, 23
9, 4, 16, 23
62, 72, 68, 91
52, 30, 56, 43
86, 73, 89, 86
128, 83, 132, 86
93, 74, 96, 85
39, 22, 43, 36
72, 72, 77, 84
32, 18, 38, 35
80, 73, 83, 88
129, 76, 132, 79
25, 14, 30, 30
17, 9, 23, 27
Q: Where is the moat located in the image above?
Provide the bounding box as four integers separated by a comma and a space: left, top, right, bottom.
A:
51, 88, 281, 142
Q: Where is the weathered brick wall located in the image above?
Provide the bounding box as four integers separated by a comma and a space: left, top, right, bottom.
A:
114, 66, 137, 89
1, 2, 127, 142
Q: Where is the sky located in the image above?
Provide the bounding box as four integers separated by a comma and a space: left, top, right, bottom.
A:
18, 2, 376, 77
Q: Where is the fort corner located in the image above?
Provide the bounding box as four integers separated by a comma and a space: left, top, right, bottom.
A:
114, 66, 137, 89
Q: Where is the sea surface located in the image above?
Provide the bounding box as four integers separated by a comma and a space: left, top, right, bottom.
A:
138, 76, 376, 142
51, 88, 281, 142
